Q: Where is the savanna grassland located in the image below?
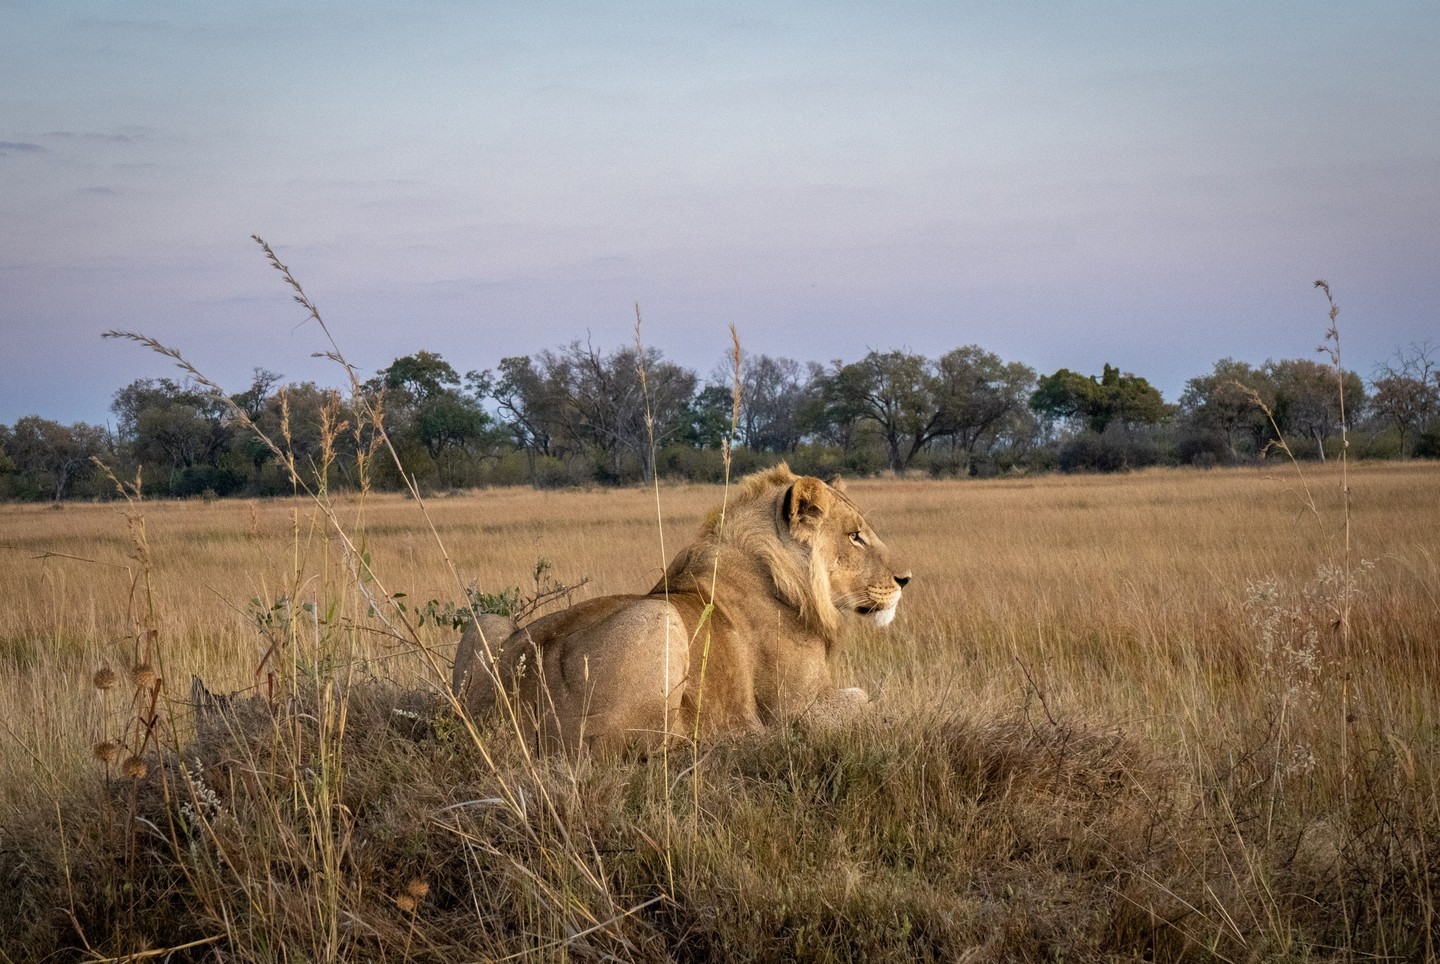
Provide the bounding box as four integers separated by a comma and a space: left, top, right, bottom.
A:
1, 462, 1437, 961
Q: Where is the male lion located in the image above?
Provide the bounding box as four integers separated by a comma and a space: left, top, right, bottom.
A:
451, 464, 911, 751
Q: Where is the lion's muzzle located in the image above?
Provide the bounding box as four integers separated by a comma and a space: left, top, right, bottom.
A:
855, 569, 910, 627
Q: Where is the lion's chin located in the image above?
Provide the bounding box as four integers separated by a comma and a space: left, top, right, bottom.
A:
867, 605, 898, 629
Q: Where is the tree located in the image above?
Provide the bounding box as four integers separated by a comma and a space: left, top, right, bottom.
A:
1370, 344, 1439, 457
1032, 364, 1169, 434
0, 428, 14, 482
1098, 364, 1171, 429
111, 378, 232, 481
375, 350, 460, 402
490, 355, 561, 481
1177, 359, 1275, 461
1265, 358, 1365, 461
804, 347, 1038, 473
414, 392, 495, 461
489, 342, 698, 483
799, 361, 870, 453
1029, 368, 1096, 428
246, 382, 351, 477
232, 368, 283, 420
551, 341, 696, 482
819, 350, 939, 472
687, 384, 736, 451
366, 351, 501, 479
735, 354, 806, 453
2, 416, 112, 500
930, 346, 1037, 471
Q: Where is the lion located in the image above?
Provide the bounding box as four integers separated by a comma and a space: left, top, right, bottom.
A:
451, 464, 911, 751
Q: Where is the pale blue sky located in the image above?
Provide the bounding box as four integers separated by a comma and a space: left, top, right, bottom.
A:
3, 2, 1437, 425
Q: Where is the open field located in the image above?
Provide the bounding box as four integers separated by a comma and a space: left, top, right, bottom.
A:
1, 461, 1437, 960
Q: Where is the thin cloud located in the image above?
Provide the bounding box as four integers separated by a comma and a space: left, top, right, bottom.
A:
71, 18, 174, 32
44, 131, 137, 143
0, 141, 46, 155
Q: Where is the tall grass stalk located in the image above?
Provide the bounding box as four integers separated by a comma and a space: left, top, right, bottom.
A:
248, 239, 627, 943
1215, 280, 1380, 954
94, 239, 643, 956
632, 305, 678, 899
692, 327, 744, 766
1315, 277, 1359, 943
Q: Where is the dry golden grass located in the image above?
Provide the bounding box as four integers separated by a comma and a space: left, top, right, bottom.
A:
1, 460, 1436, 959
3, 462, 1433, 741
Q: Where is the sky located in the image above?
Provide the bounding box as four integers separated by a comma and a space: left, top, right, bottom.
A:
3, 1, 1437, 426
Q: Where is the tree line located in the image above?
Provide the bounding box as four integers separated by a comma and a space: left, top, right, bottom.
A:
3, 339, 1437, 501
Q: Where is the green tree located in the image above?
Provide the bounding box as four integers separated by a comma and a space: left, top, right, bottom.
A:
806, 347, 1037, 472
486, 342, 698, 483
799, 361, 871, 453
0, 428, 14, 482
687, 384, 736, 451
1177, 359, 1275, 461
375, 350, 461, 402
245, 382, 353, 482
930, 346, 1037, 472
1029, 368, 1097, 427
1265, 358, 1365, 461
1032, 364, 1169, 434
1099, 364, 1171, 428
821, 350, 938, 472
361, 351, 508, 486
2, 416, 112, 500
414, 392, 496, 462
488, 355, 561, 482
111, 378, 233, 485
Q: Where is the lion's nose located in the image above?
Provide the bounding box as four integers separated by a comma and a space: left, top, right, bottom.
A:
894, 572, 912, 589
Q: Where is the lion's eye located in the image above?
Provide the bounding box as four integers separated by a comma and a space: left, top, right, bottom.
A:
849, 531, 866, 547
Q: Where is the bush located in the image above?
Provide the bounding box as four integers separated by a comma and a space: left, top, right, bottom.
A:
1356, 427, 1402, 460
485, 450, 535, 487
1058, 425, 1164, 473
1176, 428, 1234, 467
657, 445, 723, 482
171, 465, 247, 498
532, 454, 594, 488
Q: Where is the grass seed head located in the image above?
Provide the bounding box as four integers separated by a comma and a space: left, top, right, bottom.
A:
394, 893, 418, 914
92, 741, 122, 765
130, 663, 158, 689
92, 667, 119, 691
404, 878, 430, 900
121, 755, 149, 779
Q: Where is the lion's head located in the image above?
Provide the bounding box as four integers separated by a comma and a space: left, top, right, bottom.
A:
676, 464, 912, 639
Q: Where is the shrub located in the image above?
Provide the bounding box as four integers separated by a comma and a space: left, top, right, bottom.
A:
1058, 425, 1164, 473
1176, 428, 1233, 467
171, 465, 247, 498
1415, 426, 1440, 459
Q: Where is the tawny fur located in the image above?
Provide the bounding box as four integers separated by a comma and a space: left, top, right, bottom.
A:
451, 464, 911, 751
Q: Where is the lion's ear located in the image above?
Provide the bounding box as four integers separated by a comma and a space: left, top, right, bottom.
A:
784, 477, 833, 540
